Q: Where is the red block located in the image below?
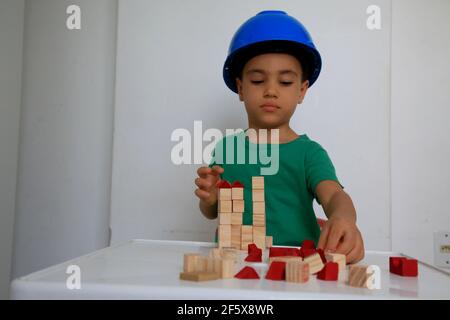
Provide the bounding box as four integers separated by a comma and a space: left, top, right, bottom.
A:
216, 180, 232, 188
248, 243, 260, 254
265, 261, 286, 281
390, 257, 418, 277
245, 253, 262, 262
235, 266, 260, 279
301, 240, 316, 249
231, 181, 244, 188
317, 262, 339, 281
269, 247, 301, 258
300, 247, 317, 259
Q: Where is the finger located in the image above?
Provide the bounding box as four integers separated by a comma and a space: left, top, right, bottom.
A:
197, 167, 212, 178
317, 224, 330, 250
346, 239, 364, 264
335, 230, 356, 255
211, 165, 224, 175
194, 188, 211, 200
325, 226, 345, 252
195, 177, 212, 190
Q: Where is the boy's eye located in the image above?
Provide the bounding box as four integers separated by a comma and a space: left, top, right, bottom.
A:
250, 80, 293, 86
280, 82, 293, 86
250, 80, 264, 84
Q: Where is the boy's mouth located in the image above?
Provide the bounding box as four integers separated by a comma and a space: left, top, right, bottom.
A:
260, 103, 280, 112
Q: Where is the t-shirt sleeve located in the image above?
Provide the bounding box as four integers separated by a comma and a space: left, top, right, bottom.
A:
305, 142, 344, 205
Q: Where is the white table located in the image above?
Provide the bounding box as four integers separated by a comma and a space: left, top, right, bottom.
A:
10, 239, 450, 299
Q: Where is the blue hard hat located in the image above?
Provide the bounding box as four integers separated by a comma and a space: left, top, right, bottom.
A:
223, 10, 322, 93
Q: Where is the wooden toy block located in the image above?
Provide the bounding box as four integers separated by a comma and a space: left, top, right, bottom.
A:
252, 213, 265, 226
241, 225, 253, 250
183, 253, 200, 273
219, 212, 232, 225
252, 176, 264, 189
180, 271, 220, 282
220, 258, 235, 278
218, 225, 231, 248
389, 257, 418, 277
303, 253, 325, 274
222, 248, 238, 261
252, 226, 266, 249
253, 201, 265, 214
209, 248, 222, 259
206, 257, 216, 273
252, 189, 264, 202
301, 240, 316, 249
316, 248, 327, 263
269, 256, 303, 264
317, 262, 339, 281
219, 188, 231, 200
265, 236, 273, 248
232, 200, 244, 213
195, 256, 208, 272
245, 243, 263, 262
230, 225, 241, 249
326, 253, 346, 272
300, 247, 317, 259
235, 266, 260, 279
231, 181, 244, 200
265, 261, 286, 281
348, 264, 371, 288
231, 212, 243, 225
286, 260, 310, 283
218, 200, 232, 213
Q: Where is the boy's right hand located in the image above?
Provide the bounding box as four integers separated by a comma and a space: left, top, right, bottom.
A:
194, 165, 224, 206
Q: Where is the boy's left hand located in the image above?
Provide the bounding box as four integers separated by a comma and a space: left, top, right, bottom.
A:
317, 216, 365, 264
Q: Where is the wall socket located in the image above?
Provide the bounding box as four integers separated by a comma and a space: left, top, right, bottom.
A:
434, 231, 450, 268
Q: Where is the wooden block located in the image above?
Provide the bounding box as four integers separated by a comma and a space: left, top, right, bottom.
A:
286, 260, 310, 283
231, 225, 241, 249
253, 201, 265, 214
252, 189, 265, 202
218, 200, 232, 213
219, 212, 231, 225
222, 248, 238, 261
265, 236, 273, 248
219, 188, 231, 200
252, 176, 264, 189
209, 248, 222, 259
348, 265, 371, 288
303, 253, 324, 274
221, 258, 235, 278
326, 253, 346, 272
195, 256, 208, 272
253, 226, 266, 249
206, 257, 216, 273
183, 253, 200, 273
241, 225, 253, 250
231, 212, 243, 225
269, 256, 303, 264
180, 271, 220, 282
232, 200, 244, 213
253, 214, 265, 226
231, 187, 243, 200
218, 225, 231, 248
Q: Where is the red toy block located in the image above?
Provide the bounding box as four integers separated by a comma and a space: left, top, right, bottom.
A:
231, 181, 244, 188
216, 180, 232, 188
235, 266, 260, 279
299, 247, 317, 259
301, 239, 316, 249
265, 261, 286, 281
248, 243, 260, 254
245, 243, 262, 262
390, 257, 418, 277
317, 262, 339, 281
269, 247, 301, 258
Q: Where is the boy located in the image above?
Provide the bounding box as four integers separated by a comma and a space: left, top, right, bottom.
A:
194, 11, 364, 263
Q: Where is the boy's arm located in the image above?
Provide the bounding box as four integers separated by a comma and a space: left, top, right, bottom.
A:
315, 180, 365, 264
199, 200, 218, 220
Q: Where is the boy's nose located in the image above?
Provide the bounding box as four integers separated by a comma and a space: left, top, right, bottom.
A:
263, 86, 278, 98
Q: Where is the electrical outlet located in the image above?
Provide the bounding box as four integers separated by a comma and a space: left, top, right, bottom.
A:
434, 231, 450, 268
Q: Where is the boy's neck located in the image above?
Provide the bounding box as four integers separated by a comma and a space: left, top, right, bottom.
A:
247, 122, 299, 144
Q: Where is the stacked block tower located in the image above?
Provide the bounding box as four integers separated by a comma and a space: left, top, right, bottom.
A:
217, 176, 272, 250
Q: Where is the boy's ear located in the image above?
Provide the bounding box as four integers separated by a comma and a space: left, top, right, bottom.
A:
236, 78, 244, 101
298, 80, 309, 104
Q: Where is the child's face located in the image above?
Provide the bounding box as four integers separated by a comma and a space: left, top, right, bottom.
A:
235, 53, 309, 129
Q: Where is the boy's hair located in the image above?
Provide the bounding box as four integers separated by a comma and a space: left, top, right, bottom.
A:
230, 40, 311, 85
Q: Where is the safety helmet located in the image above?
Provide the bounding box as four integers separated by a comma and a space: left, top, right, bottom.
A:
223, 10, 322, 93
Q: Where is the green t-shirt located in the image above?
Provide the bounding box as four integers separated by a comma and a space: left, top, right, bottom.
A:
209, 130, 343, 247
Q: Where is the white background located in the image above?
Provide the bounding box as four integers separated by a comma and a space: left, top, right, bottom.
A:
1, 0, 449, 300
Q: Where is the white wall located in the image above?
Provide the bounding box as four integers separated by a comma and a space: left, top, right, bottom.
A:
110, 0, 392, 251
12, 0, 118, 279
391, 0, 450, 268
0, 0, 25, 300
